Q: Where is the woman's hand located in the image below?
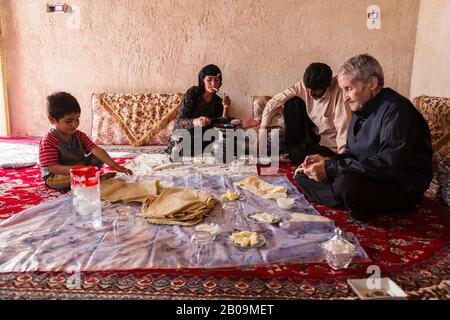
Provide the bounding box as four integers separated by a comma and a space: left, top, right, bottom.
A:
241, 117, 261, 129
193, 116, 211, 127
222, 95, 231, 109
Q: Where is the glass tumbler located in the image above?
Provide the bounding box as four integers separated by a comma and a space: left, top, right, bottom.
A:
190, 231, 213, 266
222, 201, 242, 228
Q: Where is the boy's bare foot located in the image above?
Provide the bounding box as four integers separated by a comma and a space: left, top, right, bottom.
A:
100, 172, 117, 181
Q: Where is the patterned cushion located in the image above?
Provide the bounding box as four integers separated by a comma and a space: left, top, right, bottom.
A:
252, 96, 285, 128
252, 96, 286, 154
91, 93, 182, 146
414, 96, 450, 205
413, 95, 450, 151
438, 155, 450, 207
431, 140, 450, 206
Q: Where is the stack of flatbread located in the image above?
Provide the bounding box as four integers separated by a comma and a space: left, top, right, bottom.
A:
236, 176, 287, 200
101, 178, 217, 226
101, 179, 161, 203
140, 187, 217, 226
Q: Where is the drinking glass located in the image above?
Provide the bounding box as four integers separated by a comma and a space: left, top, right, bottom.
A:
112, 207, 135, 243
190, 231, 214, 266
222, 201, 242, 228
229, 157, 241, 175
184, 168, 202, 188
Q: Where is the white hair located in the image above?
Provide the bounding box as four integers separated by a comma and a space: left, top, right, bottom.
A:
338, 54, 384, 86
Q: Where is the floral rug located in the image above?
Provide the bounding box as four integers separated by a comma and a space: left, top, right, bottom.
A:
0, 139, 449, 299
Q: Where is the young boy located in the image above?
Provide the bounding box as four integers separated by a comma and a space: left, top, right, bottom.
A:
39, 92, 132, 190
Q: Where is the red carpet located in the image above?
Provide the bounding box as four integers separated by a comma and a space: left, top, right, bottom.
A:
0, 158, 449, 299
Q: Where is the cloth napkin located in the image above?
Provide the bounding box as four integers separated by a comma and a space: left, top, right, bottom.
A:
236, 175, 287, 200
100, 179, 161, 203
140, 187, 217, 226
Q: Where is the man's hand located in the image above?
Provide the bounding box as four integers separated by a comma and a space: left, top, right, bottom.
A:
303, 160, 327, 182
302, 154, 329, 169
294, 154, 331, 180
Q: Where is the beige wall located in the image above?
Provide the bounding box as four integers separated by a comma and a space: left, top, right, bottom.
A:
410, 0, 450, 99
0, 22, 10, 136
1, 0, 420, 137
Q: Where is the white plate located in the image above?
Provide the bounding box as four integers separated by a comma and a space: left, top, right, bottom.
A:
246, 212, 281, 224
222, 186, 245, 202
229, 232, 266, 249
347, 278, 408, 300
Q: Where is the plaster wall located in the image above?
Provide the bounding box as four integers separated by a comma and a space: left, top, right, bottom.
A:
1, 0, 420, 136
410, 0, 450, 99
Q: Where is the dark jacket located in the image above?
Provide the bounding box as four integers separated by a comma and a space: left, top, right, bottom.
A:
325, 88, 432, 193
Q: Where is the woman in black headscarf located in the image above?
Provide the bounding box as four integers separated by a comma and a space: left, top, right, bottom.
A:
166, 64, 231, 156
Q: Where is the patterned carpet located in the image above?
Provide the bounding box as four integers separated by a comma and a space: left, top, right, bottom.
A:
0, 139, 449, 299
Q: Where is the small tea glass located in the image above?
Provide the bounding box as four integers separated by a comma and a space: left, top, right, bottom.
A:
190, 231, 214, 266
222, 201, 243, 228
184, 168, 202, 188
229, 157, 241, 175
112, 207, 135, 243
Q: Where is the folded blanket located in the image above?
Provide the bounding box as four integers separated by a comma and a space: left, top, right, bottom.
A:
236, 175, 287, 200
140, 187, 217, 226
100, 179, 161, 203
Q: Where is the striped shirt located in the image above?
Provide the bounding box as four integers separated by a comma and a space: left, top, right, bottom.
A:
39, 129, 97, 167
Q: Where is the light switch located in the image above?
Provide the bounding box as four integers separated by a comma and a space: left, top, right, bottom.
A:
47, 3, 71, 13
367, 5, 381, 30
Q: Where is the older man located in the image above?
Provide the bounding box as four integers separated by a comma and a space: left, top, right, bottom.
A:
295, 54, 432, 221
260, 63, 351, 164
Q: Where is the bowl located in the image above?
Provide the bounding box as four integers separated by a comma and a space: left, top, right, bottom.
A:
276, 198, 295, 210
194, 223, 219, 240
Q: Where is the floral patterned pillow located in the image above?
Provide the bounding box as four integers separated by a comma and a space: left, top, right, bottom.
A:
438, 155, 450, 207
252, 96, 286, 154
413, 95, 450, 151
414, 95, 450, 204
91, 93, 129, 145
91, 93, 181, 146
252, 96, 285, 128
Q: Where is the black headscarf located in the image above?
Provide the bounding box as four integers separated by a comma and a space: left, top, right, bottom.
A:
198, 64, 222, 92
